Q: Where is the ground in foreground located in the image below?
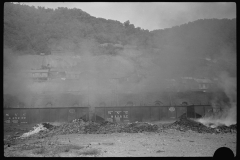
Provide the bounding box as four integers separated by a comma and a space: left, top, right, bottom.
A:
4, 123, 236, 157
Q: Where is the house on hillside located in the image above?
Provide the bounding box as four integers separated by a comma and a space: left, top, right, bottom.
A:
26, 69, 49, 81
164, 77, 214, 105
48, 68, 66, 80
172, 77, 213, 92
99, 43, 123, 49
193, 78, 213, 92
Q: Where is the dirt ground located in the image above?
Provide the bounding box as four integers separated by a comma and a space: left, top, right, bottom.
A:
4, 121, 237, 157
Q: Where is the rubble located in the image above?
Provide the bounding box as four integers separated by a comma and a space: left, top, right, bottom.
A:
42, 123, 54, 130
6, 115, 236, 143
162, 113, 237, 134
118, 122, 158, 133
16, 119, 158, 139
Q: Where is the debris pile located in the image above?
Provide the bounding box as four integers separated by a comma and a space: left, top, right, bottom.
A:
72, 118, 87, 123
96, 122, 119, 134
20, 124, 49, 138
118, 122, 158, 133
42, 123, 55, 130
212, 123, 237, 133
163, 113, 237, 134
9, 114, 237, 141
50, 120, 158, 135
18, 119, 158, 138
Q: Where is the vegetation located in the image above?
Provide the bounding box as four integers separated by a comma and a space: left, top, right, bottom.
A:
4, 2, 236, 78
4, 2, 148, 54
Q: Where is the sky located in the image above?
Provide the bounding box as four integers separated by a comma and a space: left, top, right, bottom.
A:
18, 2, 236, 31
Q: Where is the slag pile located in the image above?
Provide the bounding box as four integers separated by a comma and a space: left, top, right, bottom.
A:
14, 114, 237, 141
163, 113, 236, 134
51, 120, 158, 134
19, 119, 158, 139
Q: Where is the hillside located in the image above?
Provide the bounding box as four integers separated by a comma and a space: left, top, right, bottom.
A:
4, 3, 236, 78
4, 3, 150, 54
3, 3, 236, 107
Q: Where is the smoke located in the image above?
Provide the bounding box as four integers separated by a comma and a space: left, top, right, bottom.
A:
4, 48, 34, 107
4, 24, 236, 110
194, 39, 236, 127
196, 72, 236, 127
4, 37, 172, 108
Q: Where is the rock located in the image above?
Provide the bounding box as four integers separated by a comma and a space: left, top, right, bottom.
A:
215, 129, 220, 133
42, 123, 54, 130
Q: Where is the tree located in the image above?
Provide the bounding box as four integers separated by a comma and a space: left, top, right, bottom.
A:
124, 20, 130, 27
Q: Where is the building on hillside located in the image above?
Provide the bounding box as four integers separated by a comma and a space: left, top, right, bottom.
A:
176, 77, 213, 92
164, 77, 215, 105
193, 78, 213, 92
49, 68, 66, 80
65, 71, 82, 80
26, 69, 49, 81
99, 43, 123, 49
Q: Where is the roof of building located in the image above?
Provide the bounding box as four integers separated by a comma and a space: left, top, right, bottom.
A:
194, 78, 212, 83
26, 69, 49, 73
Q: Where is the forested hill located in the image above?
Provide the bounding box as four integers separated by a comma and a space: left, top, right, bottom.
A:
4, 2, 151, 54
4, 2, 236, 78
152, 18, 236, 62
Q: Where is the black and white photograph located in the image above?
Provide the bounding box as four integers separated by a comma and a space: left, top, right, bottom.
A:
4, 2, 236, 157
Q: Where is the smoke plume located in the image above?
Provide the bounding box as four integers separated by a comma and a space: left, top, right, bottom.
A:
196, 72, 236, 127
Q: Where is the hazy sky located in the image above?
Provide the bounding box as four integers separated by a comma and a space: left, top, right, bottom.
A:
18, 2, 236, 31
